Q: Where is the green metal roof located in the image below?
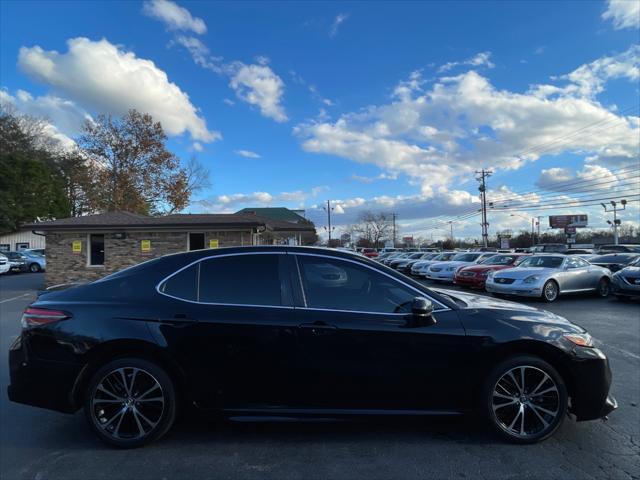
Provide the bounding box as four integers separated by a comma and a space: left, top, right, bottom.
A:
236, 207, 308, 224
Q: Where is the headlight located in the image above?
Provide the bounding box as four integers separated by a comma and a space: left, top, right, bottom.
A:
563, 332, 593, 347
447, 266, 456, 271
523, 275, 541, 284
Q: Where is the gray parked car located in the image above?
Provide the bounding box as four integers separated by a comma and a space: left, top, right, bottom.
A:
611, 256, 640, 300
486, 254, 612, 302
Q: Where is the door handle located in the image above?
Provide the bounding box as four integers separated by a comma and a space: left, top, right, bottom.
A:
299, 321, 338, 335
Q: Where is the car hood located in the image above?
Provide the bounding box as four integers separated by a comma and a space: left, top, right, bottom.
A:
493, 267, 557, 279
431, 288, 580, 329
413, 260, 440, 268
619, 266, 640, 277
462, 264, 512, 273
430, 260, 471, 269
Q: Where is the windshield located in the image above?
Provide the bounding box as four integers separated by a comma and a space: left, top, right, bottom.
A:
451, 253, 481, 262
517, 256, 564, 269
482, 255, 520, 265
408, 253, 423, 259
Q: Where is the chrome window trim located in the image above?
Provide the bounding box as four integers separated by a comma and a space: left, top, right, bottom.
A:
293, 252, 450, 313
156, 251, 289, 308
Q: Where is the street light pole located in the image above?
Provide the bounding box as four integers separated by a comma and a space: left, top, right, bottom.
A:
323, 200, 334, 245
602, 200, 627, 245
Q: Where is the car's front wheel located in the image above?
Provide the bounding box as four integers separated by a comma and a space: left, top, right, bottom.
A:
541, 280, 559, 302
483, 355, 568, 444
596, 278, 610, 298
29, 263, 41, 273
85, 357, 176, 448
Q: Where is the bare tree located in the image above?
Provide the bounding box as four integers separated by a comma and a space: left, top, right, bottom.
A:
351, 210, 393, 248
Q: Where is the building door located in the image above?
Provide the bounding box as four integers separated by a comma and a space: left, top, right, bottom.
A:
189, 233, 205, 251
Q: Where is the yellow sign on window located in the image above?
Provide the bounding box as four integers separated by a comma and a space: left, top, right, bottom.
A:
209, 239, 219, 249
141, 240, 151, 252
72, 240, 82, 253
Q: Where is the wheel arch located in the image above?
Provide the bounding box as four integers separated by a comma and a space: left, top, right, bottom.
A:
70, 339, 188, 411
484, 340, 577, 403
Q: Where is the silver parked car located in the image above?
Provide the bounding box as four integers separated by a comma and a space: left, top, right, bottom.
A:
485, 254, 612, 302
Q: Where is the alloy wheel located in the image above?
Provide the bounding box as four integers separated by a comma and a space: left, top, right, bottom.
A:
597, 278, 610, 297
91, 367, 165, 441
543, 281, 558, 302
491, 365, 560, 439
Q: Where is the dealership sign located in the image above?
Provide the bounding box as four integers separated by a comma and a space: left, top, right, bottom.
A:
549, 214, 588, 229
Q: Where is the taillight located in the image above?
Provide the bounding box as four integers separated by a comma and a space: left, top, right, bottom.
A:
21, 307, 69, 328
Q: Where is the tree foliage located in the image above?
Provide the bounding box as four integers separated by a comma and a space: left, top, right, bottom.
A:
78, 110, 208, 215
0, 106, 209, 232
0, 108, 70, 232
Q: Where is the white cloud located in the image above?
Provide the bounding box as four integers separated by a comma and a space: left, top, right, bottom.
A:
0, 88, 79, 150
191, 142, 203, 152
295, 54, 639, 196
329, 13, 349, 37
438, 51, 495, 73
172, 36, 288, 123
532, 44, 640, 98
18, 37, 220, 142
229, 63, 288, 122
192, 186, 329, 212
235, 149, 261, 158
603, 0, 640, 29
142, 0, 207, 34
535, 164, 630, 192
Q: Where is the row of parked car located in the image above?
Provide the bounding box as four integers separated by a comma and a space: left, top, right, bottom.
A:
376, 249, 640, 303
0, 249, 46, 275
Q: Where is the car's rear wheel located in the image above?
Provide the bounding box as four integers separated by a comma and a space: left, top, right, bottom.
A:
596, 278, 610, 298
542, 280, 559, 302
29, 263, 41, 273
85, 357, 176, 448
483, 355, 567, 444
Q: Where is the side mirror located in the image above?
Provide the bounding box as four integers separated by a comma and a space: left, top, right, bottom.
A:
407, 296, 436, 327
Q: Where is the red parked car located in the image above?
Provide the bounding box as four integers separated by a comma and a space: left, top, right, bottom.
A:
362, 248, 379, 258
454, 253, 529, 289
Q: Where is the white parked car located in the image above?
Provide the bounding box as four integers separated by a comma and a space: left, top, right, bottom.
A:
425, 252, 497, 282
410, 252, 457, 277
0, 253, 10, 275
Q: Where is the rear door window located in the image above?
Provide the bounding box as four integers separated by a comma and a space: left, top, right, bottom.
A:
198, 254, 285, 306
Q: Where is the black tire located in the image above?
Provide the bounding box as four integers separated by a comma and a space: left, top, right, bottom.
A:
29, 263, 41, 273
84, 357, 176, 448
541, 280, 559, 303
482, 355, 568, 444
596, 278, 610, 298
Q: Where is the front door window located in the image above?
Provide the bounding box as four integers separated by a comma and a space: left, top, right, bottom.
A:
296, 255, 419, 314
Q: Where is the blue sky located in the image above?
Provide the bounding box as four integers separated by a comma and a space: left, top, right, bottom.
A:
1, 0, 638, 240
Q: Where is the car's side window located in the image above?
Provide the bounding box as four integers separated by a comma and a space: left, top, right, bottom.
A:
159, 263, 199, 301
575, 258, 589, 268
296, 255, 418, 314
199, 254, 284, 306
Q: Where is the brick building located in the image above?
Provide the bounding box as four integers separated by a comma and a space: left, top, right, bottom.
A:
24, 210, 316, 286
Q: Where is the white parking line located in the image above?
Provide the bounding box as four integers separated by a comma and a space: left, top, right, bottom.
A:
607, 345, 640, 361
0, 293, 31, 304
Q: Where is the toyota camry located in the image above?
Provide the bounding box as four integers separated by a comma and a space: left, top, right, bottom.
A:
8, 247, 616, 448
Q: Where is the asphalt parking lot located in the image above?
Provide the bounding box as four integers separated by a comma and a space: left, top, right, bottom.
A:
0, 272, 638, 480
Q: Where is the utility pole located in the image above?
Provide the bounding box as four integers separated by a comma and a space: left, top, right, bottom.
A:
476, 169, 493, 248
602, 200, 627, 245
448, 221, 454, 242
323, 200, 334, 245
391, 213, 397, 248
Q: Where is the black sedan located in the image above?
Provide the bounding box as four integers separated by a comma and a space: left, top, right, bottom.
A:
8, 246, 616, 448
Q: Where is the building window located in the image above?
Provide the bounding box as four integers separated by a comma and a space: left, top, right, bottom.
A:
0, 244, 9, 252
188, 233, 205, 251
89, 234, 105, 266
16, 242, 30, 250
